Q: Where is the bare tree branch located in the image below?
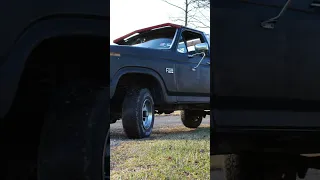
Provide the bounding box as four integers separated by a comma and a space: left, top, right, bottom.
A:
190, 16, 210, 28
198, 10, 210, 22
170, 18, 185, 23
195, 0, 210, 9
161, 0, 186, 12
161, 0, 210, 28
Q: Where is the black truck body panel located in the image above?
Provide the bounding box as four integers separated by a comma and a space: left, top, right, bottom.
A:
0, 0, 108, 118
211, 0, 320, 154
110, 26, 210, 105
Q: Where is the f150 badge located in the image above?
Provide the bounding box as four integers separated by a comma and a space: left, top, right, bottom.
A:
166, 68, 174, 74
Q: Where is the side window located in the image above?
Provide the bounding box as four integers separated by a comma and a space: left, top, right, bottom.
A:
176, 30, 205, 55
186, 38, 201, 53
177, 36, 187, 53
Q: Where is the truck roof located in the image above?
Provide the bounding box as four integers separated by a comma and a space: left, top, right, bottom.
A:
113, 23, 205, 43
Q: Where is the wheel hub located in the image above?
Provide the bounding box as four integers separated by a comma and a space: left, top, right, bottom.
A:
142, 99, 153, 129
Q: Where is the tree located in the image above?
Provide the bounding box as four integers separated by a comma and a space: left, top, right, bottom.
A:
195, 0, 210, 9
161, 0, 210, 28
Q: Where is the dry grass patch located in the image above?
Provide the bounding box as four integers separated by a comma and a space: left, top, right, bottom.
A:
111, 125, 210, 180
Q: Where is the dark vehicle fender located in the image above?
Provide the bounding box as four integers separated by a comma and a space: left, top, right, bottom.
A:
0, 17, 108, 118
110, 67, 170, 102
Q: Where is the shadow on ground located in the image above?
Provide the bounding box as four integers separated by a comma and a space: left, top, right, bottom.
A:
111, 126, 210, 141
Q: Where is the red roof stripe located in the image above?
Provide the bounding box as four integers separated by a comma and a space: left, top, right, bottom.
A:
113, 23, 181, 43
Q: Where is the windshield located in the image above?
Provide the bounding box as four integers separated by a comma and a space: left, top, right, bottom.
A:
132, 38, 173, 49
116, 26, 177, 49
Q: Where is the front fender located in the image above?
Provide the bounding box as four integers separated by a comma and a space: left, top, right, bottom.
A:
110, 67, 168, 100
0, 17, 108, 118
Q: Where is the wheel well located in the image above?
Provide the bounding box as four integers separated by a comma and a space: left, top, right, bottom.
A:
3, 35, 107, 167
111, 73, 164, 110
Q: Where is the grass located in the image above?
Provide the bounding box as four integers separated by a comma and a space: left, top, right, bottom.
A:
111, 125, 210, 180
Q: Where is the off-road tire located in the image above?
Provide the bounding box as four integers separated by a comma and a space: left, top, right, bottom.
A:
37, 80, 110, 180
181, 110, 203, 128
122, 87, 154, 139
223, 153, 298, 180
223, 154, 262, 180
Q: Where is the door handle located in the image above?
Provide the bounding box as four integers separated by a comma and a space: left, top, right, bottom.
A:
261, 0, 291, 29
207, 61, 210, 65
310, 1, 320, 7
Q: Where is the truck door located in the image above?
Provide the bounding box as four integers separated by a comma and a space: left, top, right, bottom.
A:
211, 0, 320, 155
211, 0, 293, 128
175, 30, 210, 97
199, 33, 210, 95
287, 0, 320, 102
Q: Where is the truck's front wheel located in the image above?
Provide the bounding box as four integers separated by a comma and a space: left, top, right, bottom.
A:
181, 110, 203, 128
122, 88, 154, 139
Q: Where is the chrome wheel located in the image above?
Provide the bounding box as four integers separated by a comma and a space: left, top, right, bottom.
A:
141, 99, 153, 130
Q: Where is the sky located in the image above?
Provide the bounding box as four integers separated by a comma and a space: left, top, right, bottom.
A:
110, 0, 210, 44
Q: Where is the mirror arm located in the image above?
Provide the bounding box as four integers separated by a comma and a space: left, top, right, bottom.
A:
192, 52, 206, 71
188, 52, 203, 58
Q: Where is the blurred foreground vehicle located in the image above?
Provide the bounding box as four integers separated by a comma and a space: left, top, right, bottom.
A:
0, 1, 109, 179
211, 0, 320, 179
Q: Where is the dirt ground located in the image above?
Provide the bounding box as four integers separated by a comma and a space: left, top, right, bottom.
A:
110, 113, 320, 180
110, 112, 209, 147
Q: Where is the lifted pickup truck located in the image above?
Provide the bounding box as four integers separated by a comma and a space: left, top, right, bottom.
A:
0, 1, 109, 179
212, 0, 320, 179
110, 23, 210, 139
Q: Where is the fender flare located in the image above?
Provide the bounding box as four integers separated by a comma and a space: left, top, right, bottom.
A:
0, 17, 108, 118
110, 67, 168, 100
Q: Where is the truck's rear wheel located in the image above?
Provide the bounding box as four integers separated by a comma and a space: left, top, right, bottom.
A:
181, 110, 202, 128
122, 87, 154, 139
37, 80, 110, 180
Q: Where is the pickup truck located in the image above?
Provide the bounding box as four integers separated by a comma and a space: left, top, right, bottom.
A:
0, 1, 109, 179
211, 0, 320, 179
110, 23, 210, 139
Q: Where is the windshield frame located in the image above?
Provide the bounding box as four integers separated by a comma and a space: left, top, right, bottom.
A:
114, 26, 179, 50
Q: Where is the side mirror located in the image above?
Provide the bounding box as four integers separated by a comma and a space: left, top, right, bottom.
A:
194, 43, 209, 53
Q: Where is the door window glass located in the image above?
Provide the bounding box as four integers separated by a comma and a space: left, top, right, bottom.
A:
176, 30, 206, 55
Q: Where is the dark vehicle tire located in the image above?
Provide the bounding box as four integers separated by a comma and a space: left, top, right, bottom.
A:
122, 87, 154, 139
181, 110, 202, 128
37, 80, 110, 180
224, 154, 297, 180
223, 154, 261, 180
